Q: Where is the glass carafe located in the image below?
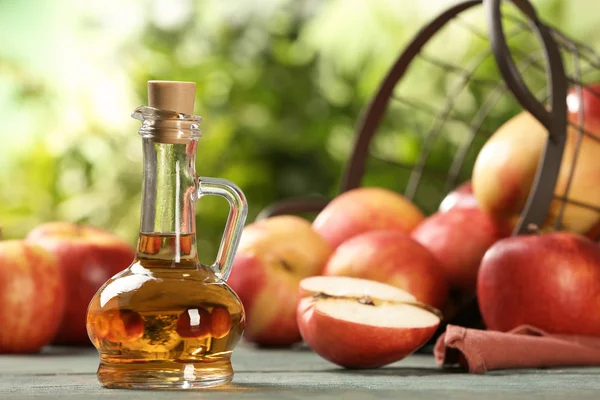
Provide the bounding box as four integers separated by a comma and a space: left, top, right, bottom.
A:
86, 81, 248, 389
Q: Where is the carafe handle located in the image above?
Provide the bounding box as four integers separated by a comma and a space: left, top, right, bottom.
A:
196, 176, 248, 281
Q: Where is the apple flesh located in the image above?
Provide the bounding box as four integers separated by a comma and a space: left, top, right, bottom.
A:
323, 230, 448, 310
412, 208, 507, 292
0, 240, 65, 353
477, 232, 600, 336
228, 215, 332, 346
313, 187, 424, 249
299, 275, 418, 302
298, 276, 440, 368
438, 181, 477, 213
26, 222, 135, 345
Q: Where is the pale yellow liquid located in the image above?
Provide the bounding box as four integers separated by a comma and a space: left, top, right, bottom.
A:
86, 233, 245, 389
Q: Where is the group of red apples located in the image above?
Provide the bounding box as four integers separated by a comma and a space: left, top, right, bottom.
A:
229, 85, 600, 368
0, 223, 134, 353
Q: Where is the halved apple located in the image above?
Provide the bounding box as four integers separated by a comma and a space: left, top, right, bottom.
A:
297, 276, 441, 368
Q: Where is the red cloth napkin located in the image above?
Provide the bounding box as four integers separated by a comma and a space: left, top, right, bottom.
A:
434, 324, 600, 374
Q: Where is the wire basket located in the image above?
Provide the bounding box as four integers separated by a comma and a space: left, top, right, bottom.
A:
257, 0, 600, 329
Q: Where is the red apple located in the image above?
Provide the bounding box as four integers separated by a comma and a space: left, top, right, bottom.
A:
473, 112, 545, 228
323, 230, 448, 310
0, 240, 65, 353
478, 232, 600, 336
228, 215, 332, 346
412, 208, 507, 292
438, 181, 477, 213
474, 86, 600, 237
297, 276, 440, 368
26, 222, 135, 345
313, 187, 424, 249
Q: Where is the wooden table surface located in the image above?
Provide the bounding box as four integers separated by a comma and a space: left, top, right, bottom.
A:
1, 344, 599, 399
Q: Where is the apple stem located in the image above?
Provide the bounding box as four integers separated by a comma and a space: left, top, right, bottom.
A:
76, 223, 84, 237
279, 259, 293, 272
527, 223, 541, 234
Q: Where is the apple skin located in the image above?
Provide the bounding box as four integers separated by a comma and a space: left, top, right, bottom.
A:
297, 296, 438, 368
26, 222, 135, 345
478, 232, 600, 336
412, 208, 508, 292
313, 187, 424, 249
438, 181, 477, 213
0, 240, 65, 353
228, 215, 332, 346
323, 230, 448, 310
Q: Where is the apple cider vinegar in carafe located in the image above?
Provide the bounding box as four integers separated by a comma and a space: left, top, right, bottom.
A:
86, 234, 245, 385
86, 81, 248, 389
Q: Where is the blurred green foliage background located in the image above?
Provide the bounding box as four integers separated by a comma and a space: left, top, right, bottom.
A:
1, 0, 599, 263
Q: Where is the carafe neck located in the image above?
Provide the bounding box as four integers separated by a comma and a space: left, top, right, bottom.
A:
140, 139, 198, 233
132, 106, 202, 264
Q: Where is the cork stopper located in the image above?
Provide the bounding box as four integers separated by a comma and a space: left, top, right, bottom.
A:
147, 80, 196, 115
